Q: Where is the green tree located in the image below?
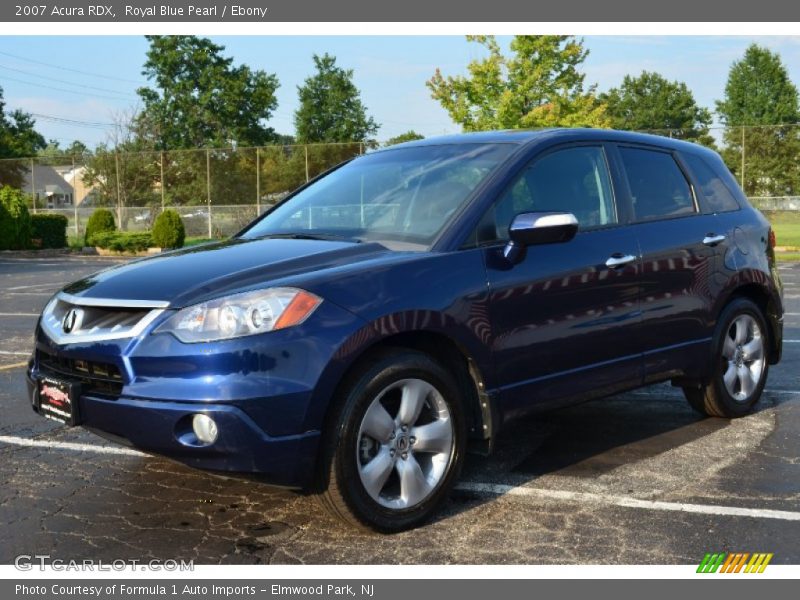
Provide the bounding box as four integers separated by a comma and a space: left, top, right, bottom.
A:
81, 112, 161, 229
715, 44, 800, 196
427, 36, 610, 131
137, 35, 280, 149
384, 130, 425, 146
294, 53, 379, 144
0, 86, 46, 188
39, 140, 89, 162
602, 71, 714, 145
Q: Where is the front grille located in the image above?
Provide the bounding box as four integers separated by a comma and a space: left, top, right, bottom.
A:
39, 293, 168, 345
37, 350, 124, 398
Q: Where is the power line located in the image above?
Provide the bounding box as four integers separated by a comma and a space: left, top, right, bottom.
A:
0, 73, 135, 102
0, 49, 147, 86
25, 112, 113, 130
0, 64, 138, 99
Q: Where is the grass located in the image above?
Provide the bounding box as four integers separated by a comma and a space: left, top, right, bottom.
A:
764, 210, 800, 248
776, 252, 800, 263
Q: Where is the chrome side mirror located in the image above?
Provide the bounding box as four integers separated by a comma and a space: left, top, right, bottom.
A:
504, 212, 579, 263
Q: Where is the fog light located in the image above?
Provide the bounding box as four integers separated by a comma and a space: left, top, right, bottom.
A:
192, 414, 218, 444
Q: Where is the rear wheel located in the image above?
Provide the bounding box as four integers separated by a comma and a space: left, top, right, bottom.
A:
318, 350, 466, 532
684, 298, 769, 418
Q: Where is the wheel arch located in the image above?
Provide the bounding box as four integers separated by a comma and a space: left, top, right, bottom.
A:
309, 323, 498, 477
720, 281, 782, 365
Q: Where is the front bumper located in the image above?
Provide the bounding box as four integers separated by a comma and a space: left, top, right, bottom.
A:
27, 300, 368, 489
26, 370, 320, 488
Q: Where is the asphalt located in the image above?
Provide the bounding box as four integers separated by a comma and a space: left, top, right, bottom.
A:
0, 254, 798, 565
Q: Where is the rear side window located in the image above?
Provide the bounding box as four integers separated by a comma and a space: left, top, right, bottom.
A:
619, 147, 696, 222
682, 153, 741, 213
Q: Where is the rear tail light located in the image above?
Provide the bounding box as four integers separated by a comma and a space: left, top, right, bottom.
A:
768, 228, 777, 249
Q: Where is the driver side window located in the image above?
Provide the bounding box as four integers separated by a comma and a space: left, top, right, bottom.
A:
475, 146, 617, 243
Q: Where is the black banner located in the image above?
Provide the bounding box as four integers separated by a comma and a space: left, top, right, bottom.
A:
4, 579, 800, 600
1, 0, 800, 22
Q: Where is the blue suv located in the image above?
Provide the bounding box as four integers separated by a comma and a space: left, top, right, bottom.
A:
28, 129, 784, 531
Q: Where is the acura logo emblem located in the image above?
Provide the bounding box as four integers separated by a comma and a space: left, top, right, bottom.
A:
62, 308, 83, 334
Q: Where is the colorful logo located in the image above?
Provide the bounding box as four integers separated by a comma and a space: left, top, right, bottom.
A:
697, 552, 773, 573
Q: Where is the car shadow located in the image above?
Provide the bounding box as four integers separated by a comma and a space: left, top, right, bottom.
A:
437, 384, 775, 525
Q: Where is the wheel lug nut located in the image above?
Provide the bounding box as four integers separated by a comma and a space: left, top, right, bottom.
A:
389, 432, 396, 440
401, 452, 408, 460
409, 437, 416, 445
401, 425, 408, 432
390, 449, 395, 457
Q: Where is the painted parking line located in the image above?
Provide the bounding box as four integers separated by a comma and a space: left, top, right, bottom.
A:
1, 434, 799, 523
0, 435, 146, 457
0, 362, 28, 371
0, 351, 30, 356
457, 482, 800, 522
0, 313, 39, 317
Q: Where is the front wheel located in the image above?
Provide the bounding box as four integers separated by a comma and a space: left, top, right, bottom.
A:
318, 350, 466, 532
684, 298, 769, 418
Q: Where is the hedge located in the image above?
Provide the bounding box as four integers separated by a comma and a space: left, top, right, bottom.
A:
91, 231, 154, 253
31, 214, 68, 248
0, 186, 32, 250
85, 208, 116, 246
152, 209, 186, 249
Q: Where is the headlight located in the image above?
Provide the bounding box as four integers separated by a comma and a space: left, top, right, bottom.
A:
155, 287, 322, 343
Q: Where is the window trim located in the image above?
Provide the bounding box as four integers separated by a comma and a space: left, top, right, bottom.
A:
463, 142, 622, 249
614, 142, 701, 225
678, 151, 743, 215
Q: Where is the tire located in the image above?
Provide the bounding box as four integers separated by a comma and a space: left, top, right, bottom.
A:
317, 349, 466, 532
684, 298, 770, 418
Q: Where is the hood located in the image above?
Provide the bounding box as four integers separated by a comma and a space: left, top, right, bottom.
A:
63, 237, 398, 307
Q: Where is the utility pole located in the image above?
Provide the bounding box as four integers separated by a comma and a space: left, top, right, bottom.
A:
115, 153, 122, 228
256, 147, 261, 215
30, 158, 37, 214
160, 151, 166, 210
741, 126, 746, 191
206, 149, 212, 239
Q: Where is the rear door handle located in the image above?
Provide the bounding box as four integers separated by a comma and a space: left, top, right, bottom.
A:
702, 234, 726, 246
605, 253, 636, 269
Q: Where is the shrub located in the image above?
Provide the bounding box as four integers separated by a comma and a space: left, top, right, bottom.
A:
31, 214, 68, 248
151, 209, 186, 249
84, 208, 116, 246
91, 231, 154, 253
0, 186, 32, 250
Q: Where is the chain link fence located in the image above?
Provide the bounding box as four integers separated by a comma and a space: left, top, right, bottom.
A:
1, 127, 799, 240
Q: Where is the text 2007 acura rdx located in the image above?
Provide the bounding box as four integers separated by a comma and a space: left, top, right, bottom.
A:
28, 129, 783, 531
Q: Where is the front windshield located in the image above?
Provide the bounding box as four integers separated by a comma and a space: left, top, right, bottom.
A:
241, 143, 516, 249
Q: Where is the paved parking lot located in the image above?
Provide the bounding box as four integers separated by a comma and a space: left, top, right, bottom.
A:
1, 255, 799, 564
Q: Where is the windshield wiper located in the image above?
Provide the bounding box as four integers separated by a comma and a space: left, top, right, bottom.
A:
252, 232, 363, 243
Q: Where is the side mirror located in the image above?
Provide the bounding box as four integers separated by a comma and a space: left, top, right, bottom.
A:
504, 212, 579, 263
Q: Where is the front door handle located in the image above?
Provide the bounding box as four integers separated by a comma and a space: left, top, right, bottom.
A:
605, 253, 636, 269
702, 234, 726, 246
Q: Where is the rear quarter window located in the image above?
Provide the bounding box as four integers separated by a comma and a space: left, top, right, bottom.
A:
682, 152, 741, 213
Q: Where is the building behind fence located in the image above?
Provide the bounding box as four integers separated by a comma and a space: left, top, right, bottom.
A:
1, 127, 799, 240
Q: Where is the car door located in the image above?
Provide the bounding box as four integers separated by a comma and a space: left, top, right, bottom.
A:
611, 144, 721, 384
479, 144, 643, 422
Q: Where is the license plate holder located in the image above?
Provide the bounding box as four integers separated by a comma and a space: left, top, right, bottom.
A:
36, 376, 81, 426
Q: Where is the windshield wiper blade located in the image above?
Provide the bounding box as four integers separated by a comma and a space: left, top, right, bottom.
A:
254, 232, 363, 243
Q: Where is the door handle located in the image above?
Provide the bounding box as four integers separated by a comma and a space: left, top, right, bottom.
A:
605, 254, 636, 269
702, 234, 726, 246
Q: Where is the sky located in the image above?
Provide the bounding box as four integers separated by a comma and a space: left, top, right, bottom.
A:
1, 35, 800, 149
